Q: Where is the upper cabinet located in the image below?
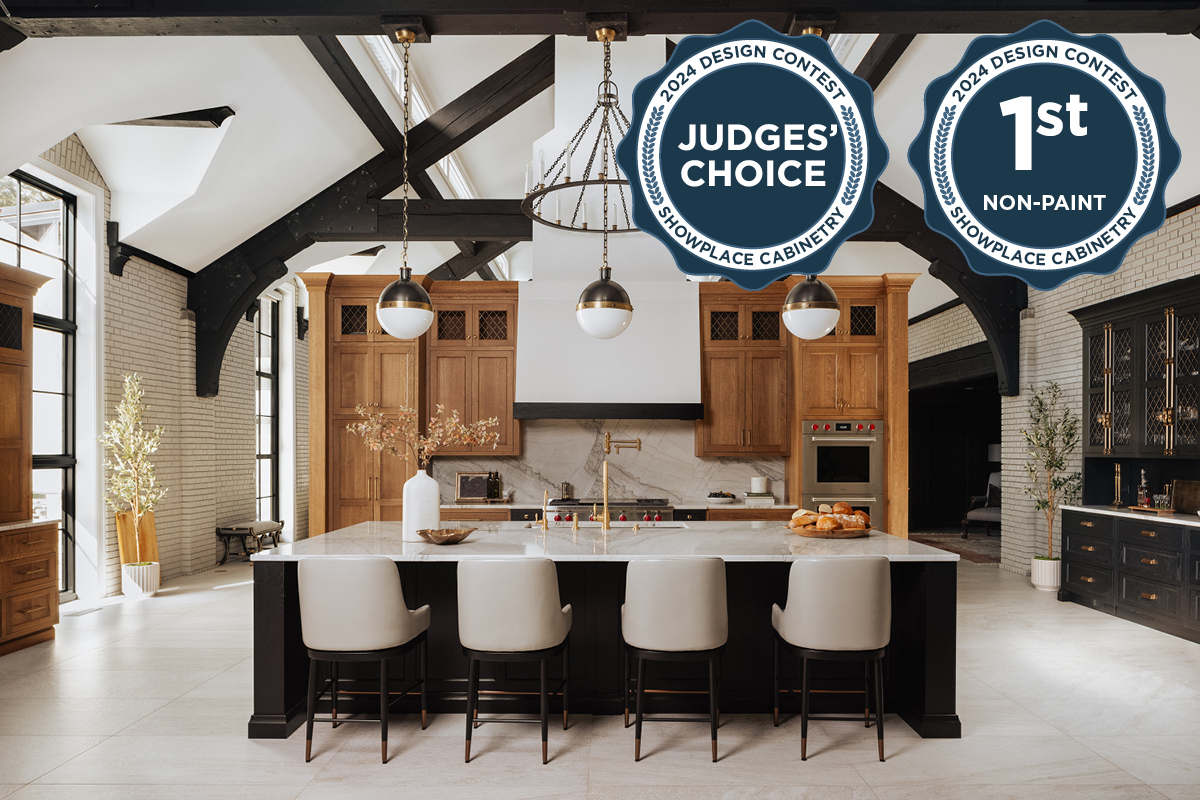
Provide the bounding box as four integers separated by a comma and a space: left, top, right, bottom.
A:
1074, 277, 1200, 458
427, 283, 521, 456
0, 265, 49, 524
696, 284, 788, 456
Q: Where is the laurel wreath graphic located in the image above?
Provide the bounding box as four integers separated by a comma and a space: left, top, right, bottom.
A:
1132, 106, 1155, 206
933, 105, 957, 207
641, 106, 666, 206
839, 106, 864, 206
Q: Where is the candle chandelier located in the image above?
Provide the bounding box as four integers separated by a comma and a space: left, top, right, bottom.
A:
521, 28, 636, 339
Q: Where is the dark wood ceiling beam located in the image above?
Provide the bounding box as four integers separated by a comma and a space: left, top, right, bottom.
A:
853, 33, 915, 90
427, 240, 517, 280
4, 4, 1198, 37
0, 22, 26, 53
852, 183, 1027, 397
304, 198, 531, 242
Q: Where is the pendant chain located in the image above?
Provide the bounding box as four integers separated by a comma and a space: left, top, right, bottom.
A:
401, 39, 411, 277
601, 40, 610, 275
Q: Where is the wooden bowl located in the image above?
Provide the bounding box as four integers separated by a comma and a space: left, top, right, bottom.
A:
789, 526, 871, 539
417, 528, 476, 545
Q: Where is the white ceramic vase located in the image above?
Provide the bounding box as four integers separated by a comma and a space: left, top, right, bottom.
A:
122, 562, 160, 598
1030, 557, 1061, 592
403, 471, 442, 542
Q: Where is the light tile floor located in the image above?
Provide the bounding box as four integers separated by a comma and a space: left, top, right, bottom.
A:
0, 560, 1198, 799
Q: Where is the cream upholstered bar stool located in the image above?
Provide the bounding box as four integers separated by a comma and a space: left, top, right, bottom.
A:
772, 556, 891, 762
458, 558, 572, 765
622, 557, 728, 762
298, 556, 430, 764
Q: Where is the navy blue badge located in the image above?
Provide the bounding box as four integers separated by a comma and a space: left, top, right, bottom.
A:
909, 20, 1180, 290
615, 20, 887, 290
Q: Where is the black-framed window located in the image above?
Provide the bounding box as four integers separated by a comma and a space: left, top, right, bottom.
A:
1, 171, 77, 597
256, 297, 279, 522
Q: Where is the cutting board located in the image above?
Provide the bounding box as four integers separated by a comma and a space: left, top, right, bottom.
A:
1172, 480, 1200, 515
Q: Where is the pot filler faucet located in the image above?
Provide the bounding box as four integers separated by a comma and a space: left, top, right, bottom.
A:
594, 433, 642, 531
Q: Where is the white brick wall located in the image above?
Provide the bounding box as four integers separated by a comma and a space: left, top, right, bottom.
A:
909, 303, 987, 362
40, 135, 281, 594
908, 206, 1200, 576
295, 332, 310, 541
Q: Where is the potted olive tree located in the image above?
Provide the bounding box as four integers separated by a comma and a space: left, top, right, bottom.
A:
1022, 382, 1082, 591
100, 374, 167, 598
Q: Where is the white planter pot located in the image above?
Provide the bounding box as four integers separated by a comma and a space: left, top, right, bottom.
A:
122, 562, 160, 598
1030, 557, 1061, 592
403, 471, 442, 542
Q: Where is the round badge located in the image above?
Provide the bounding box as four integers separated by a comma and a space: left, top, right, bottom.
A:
909, 20, 1180, 290
616, 20, 887, 290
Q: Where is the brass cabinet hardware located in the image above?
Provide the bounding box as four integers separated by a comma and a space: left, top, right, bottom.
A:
18, 606, 47, 615
740, 430, 744, 447
1080, 545, 1095, 552
747, 429, 751, 446
1140, 530, 1157, 537
1080, 521, 1095, 528
1140, 558, 1159, 565
1141, 592, 1157, 601
17, 567, 46, 576
1081, 576, 1095, 583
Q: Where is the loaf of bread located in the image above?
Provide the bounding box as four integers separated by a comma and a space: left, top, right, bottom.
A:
815, 514, 839, 530
854, 510, 870, 525
831, 501, 853, 515
790, 513, 818, 528
791, 508, 814, 520
813, 513, 867, 531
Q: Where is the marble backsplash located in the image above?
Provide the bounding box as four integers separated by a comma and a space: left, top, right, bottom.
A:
432, 419, 785, 505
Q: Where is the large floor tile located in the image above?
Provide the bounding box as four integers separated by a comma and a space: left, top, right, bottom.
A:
6, 786, 304, 800
0, 737, 104, 785
36, 736, 337, 786
52, 647, 248, 672
298, 786, 585, 800
586, 789, 879, 799
869, 785, 1167, 800
1076, 736, 1200, 785
115, 697, 254, 737
0, 698, 168, 737
0, 669, 220, 700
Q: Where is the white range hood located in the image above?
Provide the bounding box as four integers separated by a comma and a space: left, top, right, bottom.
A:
514, 279, 702, 419
513, 35, 703, 420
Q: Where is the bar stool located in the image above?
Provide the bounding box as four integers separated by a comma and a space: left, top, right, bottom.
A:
458, 558, 572, 765
298, 556, 430, 764
771, 556, 891, 762
622, 557, 727, 762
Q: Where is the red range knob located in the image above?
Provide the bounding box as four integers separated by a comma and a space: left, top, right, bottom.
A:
643, 513, 652, 521
554, 514, 562, 521
869, 424, 876, 431
564, 513, 572, 521
654, 514, 663, 522
812, 423, 818, 430
857, 424, 863, 431
824, 424, 831, 430
589, 514, 595, 521
618, 514, 627, 521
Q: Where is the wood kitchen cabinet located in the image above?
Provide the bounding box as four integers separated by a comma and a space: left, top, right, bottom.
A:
696, 283, 789, 457
800, 344, 884, 418
427, 283, 521, 456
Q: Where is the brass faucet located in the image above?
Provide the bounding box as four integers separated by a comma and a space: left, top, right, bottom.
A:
540, 489, 550, 532
594, 461, 612, 531
603, 432, 641, 454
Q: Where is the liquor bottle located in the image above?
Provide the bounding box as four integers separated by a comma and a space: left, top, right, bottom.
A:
1138, 469, 1151, 507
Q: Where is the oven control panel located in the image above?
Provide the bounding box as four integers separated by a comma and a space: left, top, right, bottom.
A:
804, 420, 882, 433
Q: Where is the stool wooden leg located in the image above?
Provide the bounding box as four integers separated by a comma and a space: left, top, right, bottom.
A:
562, 637, 570, 730
634, 658, 645, 761
773, 637, 780, 727
873, 658, 886, 762
540, 658, 549, 764
464, 658, 478, 763
330, 662, 339, 728
380, 659, 389, 764
305, 658, 317, 762
709, 656, 718, 762
864, 660, 871, 728
419, 638, 428, 730
800, 657, 809, 761
623, 647, 630, 728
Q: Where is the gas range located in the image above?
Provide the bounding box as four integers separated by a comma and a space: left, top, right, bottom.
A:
546, 497, 673, 522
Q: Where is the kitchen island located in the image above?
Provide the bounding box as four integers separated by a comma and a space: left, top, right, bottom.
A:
249, 521, 960, 739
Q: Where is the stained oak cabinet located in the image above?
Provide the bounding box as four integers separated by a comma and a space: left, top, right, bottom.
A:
427, 283, 521, 456
696, 284, 789, 456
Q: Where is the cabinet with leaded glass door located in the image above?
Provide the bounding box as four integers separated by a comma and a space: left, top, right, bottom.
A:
699, 282, 788, 349
427, 286, 516, 350
1082, 321, 1137, 457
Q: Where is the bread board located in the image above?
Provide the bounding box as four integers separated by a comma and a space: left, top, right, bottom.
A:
1126, 506, 1175, 516
790, 527, 871, 539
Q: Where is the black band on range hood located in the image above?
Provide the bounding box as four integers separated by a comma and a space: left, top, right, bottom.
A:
513, 402, 704, 420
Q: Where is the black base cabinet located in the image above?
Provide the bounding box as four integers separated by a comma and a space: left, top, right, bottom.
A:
1060, 508, 1200, 644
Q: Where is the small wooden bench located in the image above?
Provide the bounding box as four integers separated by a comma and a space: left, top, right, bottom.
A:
216, 520, 284, 565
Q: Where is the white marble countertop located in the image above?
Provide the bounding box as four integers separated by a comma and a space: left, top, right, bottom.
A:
439, 502, 800, 511
686, 501, 798, 510
252, 520, 956, 563
1064, 504, 1200, 529
0, 518, 59, 533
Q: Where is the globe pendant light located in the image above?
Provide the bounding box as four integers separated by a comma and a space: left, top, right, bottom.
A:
376, 29, 434, 340
782, 275, 840, 339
